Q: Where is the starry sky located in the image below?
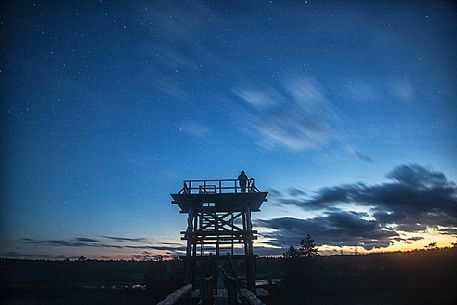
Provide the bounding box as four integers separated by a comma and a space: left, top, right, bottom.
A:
1, 1, 457, 260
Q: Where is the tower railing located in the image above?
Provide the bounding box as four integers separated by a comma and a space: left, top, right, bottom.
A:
179, 178, 259, 194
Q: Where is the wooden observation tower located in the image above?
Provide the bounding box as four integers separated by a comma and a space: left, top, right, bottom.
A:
171, 177, 268, 292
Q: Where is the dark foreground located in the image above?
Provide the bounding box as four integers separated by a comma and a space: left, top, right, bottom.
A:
1, 248, 456, 305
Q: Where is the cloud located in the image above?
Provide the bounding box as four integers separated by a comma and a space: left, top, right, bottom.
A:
0, 251, 54, 259
101, 236, 147, 242
232, 77, 338, 151
19, 236, 185, 256
158, 242, 185, 246
407, 236, 424, 241
75, 237, 99, 243
257, 164, 457, 250
180, 121, 210, 138
137, 1, 226, 101
391, 236, 425, 244
386, 164, 449, 189
346, 146, 374, 162
389, 79, 414, 102
291, 165, 457, 221
288, 188, 307, 197
232, 87, 281, 110
0, 251, 80, 260
257, 210, 398, 250
268, 188, 282, 197
22, 238, 123, 248
125, 245, 187, 252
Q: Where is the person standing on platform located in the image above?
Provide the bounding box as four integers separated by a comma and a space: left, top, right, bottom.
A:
238, 170, 248, 193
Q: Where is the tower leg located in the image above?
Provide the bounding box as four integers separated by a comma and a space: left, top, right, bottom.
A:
245, 206, 255, 292
185, 209, 195, 285
242, 207, 256, 292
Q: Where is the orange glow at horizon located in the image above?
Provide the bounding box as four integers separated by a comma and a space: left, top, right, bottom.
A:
318, 229, 457, 255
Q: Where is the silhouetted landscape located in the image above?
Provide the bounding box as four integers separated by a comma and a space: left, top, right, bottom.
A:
2, 247, 456, 305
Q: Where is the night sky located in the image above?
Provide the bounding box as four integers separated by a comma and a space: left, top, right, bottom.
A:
1, 1, 457, 260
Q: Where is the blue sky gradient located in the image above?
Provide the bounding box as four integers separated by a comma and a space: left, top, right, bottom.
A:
1, 1, 456, 259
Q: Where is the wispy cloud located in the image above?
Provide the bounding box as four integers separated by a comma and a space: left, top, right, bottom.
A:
389, 79, 414, 102
287, 188, 307, 197
346, 146, 374, 162
75, 237, 99, 243
180, 121, 210, 138
233, 77, 338, 151
101, 236, 147, 242
137, 1, 226, 101
22, 238, 123, 248
125, 245, 187, 251
232, 87, 281, 110
19, 235, 185, 256
343, 78, 414, 104
268, 188, 283, 197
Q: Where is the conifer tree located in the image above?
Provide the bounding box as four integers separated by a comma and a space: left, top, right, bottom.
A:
283, 245, 300, 258
299, 233, 319, 257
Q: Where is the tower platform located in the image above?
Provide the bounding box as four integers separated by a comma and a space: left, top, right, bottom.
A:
171, 178, 267, 212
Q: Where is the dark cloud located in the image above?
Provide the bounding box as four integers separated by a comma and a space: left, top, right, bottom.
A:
348, 147, 374, 162
268, 188, 282, 197
22, 238, 123, 248
437, 227, 457, 235
281, 165, 457, 228
407, 236, 424, 241
0, 251, 53, 258
257, 210, 398, 250
0, 251, 80, 260
391, 236, 424, 244
158, 242, 186, 246
387, 164, 449, 189
258, 164, 457, 250
75, 237, 99, 243
288, 188, 307, 197
125, 245, 187, 252
19, 236, 184, 254
101, 236, 147, 242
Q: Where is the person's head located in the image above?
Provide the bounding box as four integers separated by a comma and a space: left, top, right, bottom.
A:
241, 170, 245, 174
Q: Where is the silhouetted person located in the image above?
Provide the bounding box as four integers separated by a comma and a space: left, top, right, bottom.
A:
238, 170, 248, 193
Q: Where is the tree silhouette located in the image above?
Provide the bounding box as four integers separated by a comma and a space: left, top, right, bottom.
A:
283, 245, 300, 258
299, 233, 319, 257
77, 255, 87, 262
